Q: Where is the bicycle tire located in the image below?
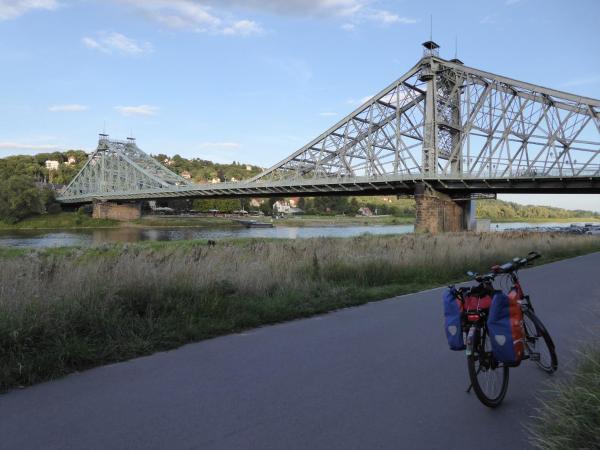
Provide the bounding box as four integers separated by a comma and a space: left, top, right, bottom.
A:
523, 309, 558, 373
467, 327, 510, 408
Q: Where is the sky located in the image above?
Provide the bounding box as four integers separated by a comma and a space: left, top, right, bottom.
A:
0, 0, 599, 212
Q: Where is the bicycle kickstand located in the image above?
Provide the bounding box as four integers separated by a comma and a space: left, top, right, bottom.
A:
466, 382, 473, 393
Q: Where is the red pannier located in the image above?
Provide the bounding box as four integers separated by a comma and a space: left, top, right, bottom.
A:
463, 295, 492, 311
487, 289, 525, 366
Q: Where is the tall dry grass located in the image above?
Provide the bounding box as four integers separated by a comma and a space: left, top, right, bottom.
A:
529, 340, 600, 449
1, 232, 599, 391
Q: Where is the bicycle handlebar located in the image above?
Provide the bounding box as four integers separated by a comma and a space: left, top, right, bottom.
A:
466, 251, 542, 282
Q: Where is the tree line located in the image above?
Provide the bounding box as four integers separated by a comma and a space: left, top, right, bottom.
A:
152, 154, 263, 183
0, 152, 88, 223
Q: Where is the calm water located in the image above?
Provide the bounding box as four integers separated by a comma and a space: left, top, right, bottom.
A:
0, 221, 592, 249
0, 224, 415, 248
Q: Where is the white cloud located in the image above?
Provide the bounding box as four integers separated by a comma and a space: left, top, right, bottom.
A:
480, 15, 495, 24
115, 105, 159, 116
222, 19, 263, 36
204, 0, 365, 17
116, 0, 262, 36
0, 0, 58, 21
346, 95, 374, 106
48, 104, 89, 112
356, 95, 373, 104
113, 0, 414, 33
0, 141, 61, 150
368, 10, 417, 25
82, 32, 153, 55
319, 111, 337, 116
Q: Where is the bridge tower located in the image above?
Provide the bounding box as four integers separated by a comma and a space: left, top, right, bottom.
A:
416, 41, 473, 233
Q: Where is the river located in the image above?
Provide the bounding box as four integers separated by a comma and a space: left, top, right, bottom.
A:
0, 221, 594, 249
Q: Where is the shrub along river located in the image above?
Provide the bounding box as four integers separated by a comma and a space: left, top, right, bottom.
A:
0, 221, 594, 248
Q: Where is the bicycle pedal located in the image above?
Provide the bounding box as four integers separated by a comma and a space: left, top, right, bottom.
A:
529, 352, 540, 362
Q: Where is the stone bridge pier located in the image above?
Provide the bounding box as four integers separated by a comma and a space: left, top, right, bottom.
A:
414, 184, 475, 233
92, 201, 142, 221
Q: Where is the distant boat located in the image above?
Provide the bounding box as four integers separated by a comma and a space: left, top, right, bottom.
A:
233, 219, 274, 228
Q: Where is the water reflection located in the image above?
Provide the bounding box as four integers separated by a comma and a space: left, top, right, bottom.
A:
0, 224, 414, 249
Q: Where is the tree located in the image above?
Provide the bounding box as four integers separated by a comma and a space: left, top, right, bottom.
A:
192, 198, 240, 213
0, 177, 45, 223
297, 197, 306, 210
259, 200, 273, 216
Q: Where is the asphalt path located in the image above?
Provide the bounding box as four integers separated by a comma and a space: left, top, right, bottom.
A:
2, 252, 600, 450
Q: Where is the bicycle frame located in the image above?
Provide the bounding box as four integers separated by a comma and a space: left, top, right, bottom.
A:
506, 270, 536, 315
457, 252, 556, 406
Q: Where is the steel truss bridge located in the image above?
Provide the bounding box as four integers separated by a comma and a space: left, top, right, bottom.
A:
57, 42, 600, 204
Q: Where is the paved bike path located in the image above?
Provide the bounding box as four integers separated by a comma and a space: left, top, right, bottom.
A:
2, 252, 599, 450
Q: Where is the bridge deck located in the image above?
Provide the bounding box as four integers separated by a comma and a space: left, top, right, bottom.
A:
57, 175, 600, 203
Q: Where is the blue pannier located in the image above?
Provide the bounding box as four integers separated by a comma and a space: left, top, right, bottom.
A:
443, 288, 465, 350
487, 290, 524, 365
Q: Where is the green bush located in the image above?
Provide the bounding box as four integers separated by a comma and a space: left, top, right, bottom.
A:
77, 205, 92, 216
47, 203, 62, 215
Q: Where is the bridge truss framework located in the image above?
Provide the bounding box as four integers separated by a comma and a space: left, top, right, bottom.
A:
58, 43, 600, 204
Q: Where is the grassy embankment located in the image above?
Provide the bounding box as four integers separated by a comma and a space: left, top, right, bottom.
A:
0, 212, 240, 230
0, 212, 118, 230
1, 211, 597, 231
1, 232, 600, 392
529, 341, 600, 449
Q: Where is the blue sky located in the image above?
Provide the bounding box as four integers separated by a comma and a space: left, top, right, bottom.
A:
1, 0, 599, 211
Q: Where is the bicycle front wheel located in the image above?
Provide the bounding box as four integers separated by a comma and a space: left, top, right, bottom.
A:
467, 328, 510, 408
523, 309, 558, 373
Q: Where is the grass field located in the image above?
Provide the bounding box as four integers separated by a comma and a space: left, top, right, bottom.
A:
1, 232, 600, 392
529, 340, 600, 449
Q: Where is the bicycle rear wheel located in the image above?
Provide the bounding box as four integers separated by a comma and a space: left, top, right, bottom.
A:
467, 327, 509, 408
523, 309, 558, 373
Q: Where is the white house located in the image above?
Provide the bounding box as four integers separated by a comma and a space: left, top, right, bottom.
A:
273, 200, 303, 215
45, 160, 60, 171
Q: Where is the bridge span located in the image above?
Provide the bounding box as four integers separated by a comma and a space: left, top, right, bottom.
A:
57, 42, 600, 232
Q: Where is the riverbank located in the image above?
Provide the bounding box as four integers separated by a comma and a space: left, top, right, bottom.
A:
0, 213, 234, 230
482, 216, 600, 223
1, 211, 598, 231
0, 212, 118, 230
0, 212, 406, 230
274, 214, 412, 227
1, 232, 600, 392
